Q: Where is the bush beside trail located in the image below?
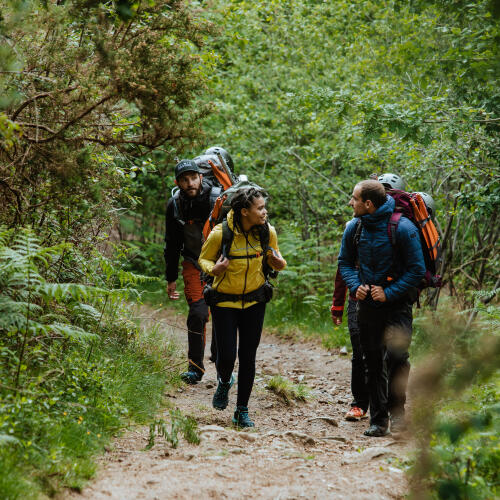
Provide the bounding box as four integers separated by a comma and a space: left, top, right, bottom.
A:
0, 229, 183, 499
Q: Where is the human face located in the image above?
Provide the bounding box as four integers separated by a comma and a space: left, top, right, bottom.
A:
349, 185, 370, 217
241, 196, 267, 229
177, 172, 202, 198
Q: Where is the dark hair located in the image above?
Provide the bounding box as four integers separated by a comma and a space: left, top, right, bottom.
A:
231, 187, 266, 233
357, 180, 387, 209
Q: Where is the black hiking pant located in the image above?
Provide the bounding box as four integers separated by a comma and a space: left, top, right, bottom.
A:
186, 299, 209, 375
347, 298, 369, 412
357, 301, 412, 428
211, 302, 266, 408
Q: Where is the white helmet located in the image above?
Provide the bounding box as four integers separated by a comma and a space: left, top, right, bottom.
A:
378, 173, 406, 191
416, 192, 436, 216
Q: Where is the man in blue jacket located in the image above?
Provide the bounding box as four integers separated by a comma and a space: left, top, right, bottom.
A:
338, 180, 425, 436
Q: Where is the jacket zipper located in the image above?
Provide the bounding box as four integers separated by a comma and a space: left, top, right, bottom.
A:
241, 233, 250, 308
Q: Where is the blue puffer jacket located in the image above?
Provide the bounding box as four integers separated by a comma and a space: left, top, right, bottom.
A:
338, 196, 425, 305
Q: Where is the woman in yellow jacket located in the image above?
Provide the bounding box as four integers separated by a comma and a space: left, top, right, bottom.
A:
199, 187, 286, 427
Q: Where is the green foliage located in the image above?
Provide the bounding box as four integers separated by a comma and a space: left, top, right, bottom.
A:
410, 298, 500, 499
0, 228, 182, 498
198, 0, 499, 299
146, 410, 200, 450
266, 375, 311, 404
0, 0, 215, 234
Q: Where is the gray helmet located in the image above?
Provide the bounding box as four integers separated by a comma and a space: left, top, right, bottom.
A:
416, 192, 436, 216
193, 154, 220, 175
204, 146, 234, 171
378, 173, 406, 191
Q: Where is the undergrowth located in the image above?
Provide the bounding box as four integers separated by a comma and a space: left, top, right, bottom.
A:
409, 296, 499, 499
266, 375, 311, 405
146, 409, 200, 450
0, 228, 183, 499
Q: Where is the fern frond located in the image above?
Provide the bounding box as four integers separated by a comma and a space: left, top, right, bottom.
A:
12, 230, 41, 257
71, 303, 101, 324
48, 322, 97, 341
38, 283, 106, 302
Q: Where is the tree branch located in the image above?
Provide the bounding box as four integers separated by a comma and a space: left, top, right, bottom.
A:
11, 86, 79, 121
24, 94, 115, 143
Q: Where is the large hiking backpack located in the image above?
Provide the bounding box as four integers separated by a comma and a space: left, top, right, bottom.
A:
170, 153, 235, 226
354, 189, 442, 293
200, 155, 278, 283
387, 189, 442, 290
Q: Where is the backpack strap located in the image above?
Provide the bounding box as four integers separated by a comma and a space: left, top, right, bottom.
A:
171, 189, 184, 226
221, 220, 234, 259
259, 223, 277, 279
219, 221, 276, 279
209, 186, 222, 210
353, 219, 362, 249
388, 212, 402, 246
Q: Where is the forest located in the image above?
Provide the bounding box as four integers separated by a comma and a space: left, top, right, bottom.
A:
0, 0, 498, 498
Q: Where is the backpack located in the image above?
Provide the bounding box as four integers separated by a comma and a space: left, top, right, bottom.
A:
353, 189, 442, 293
170, 153, 235, 226
200, 157, 277, 282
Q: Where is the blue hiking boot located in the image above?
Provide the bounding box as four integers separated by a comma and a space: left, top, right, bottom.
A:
212, 375, 235, 410
232, 406, 254, 428
181, 370, 202, 385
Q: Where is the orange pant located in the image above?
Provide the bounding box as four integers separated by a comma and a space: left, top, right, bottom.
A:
182, 260, 208, 373
181, 260, 204, 304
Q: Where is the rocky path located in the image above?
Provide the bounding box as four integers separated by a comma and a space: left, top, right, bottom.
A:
66, 306, 410, 500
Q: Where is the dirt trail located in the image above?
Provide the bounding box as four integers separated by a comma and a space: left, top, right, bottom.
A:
66, 306, 410, 500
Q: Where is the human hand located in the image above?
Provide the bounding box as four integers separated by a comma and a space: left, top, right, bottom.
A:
212, 255, 230, 276
269, 248, 286, 270
355, 284, 370, 300
332, 316, 342, 326
167, 282, 180, 300
371, 285, 387, 302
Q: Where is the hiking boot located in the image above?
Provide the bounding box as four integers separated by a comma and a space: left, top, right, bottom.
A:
232, 406, 254, 428
212, 375, 235, 410
181, 370, 202, 385
390, 414, 407, 433
345, 406, 368, 421
363, 424, 390, 437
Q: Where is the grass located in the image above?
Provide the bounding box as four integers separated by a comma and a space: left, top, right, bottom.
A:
264, 292, 350, 350
266, 375, 311, 405
0, 318, 184, 499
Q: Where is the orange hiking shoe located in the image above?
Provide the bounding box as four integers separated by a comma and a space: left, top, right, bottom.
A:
345, 406, 368, 421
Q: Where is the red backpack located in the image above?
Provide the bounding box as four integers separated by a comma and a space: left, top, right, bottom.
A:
387, 189, 442, 290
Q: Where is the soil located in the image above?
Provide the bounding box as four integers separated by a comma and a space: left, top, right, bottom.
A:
65, 306, 411, 500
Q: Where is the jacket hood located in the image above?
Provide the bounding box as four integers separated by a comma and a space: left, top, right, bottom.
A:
360, 195, 394, 229
226, 209, 238, 233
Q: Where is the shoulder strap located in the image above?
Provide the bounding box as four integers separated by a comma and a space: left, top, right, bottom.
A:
259, 223, 276, 279
209, 186, 222, 209
352, 219, 362, 248
171, 189, 184, 225
221, 220, 234, 259
388, 212, 402, 246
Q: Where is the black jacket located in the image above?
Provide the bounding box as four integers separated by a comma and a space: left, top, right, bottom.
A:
164, 181, 214, 282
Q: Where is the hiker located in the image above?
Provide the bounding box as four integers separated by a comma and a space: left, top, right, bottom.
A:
199, 187, 286, 427
332, 172, 407, 422
338, 180, 425, 436
331, 268, 368, 421
164, 159, 220, 384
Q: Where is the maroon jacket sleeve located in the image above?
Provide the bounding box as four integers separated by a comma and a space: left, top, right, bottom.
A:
331, 266, 348, 319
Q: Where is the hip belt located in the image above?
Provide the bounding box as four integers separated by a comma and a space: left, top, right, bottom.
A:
203, 282, 273, 307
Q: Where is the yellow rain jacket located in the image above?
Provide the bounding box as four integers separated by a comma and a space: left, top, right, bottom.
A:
198, 210, 285, 309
